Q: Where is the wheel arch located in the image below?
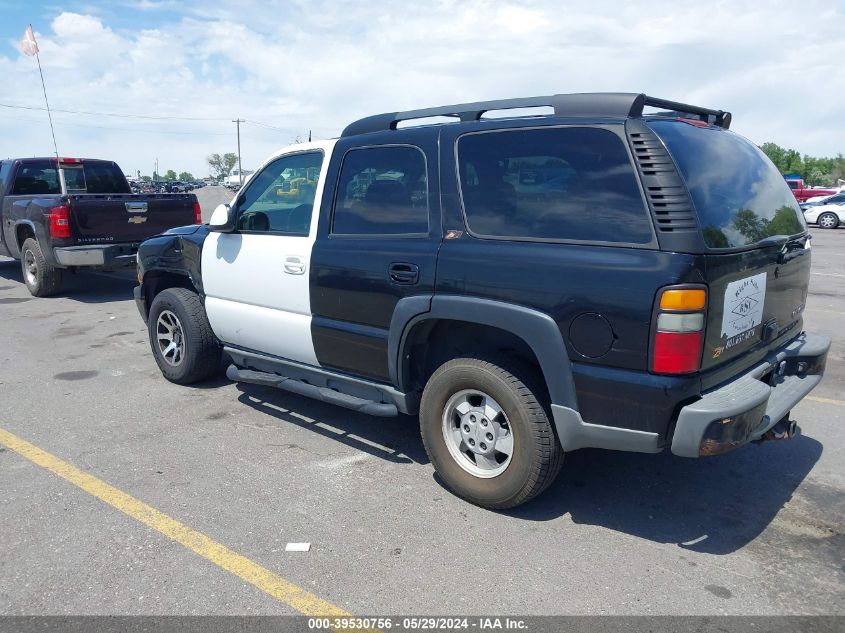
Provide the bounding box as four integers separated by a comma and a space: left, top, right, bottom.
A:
392, 295, 577, 409
141, 270, 199, 318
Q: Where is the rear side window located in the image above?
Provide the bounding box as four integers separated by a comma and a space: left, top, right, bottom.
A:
457, 127, 652, 244
648, 120, 805, 249
332, 146, 428, 236
0, 161, 11, 194
11, 161, 60, 195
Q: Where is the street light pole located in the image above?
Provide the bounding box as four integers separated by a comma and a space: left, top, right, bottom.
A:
232, 118, 244, 186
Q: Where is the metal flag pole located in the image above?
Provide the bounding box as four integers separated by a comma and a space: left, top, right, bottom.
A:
24, 25, 59, 159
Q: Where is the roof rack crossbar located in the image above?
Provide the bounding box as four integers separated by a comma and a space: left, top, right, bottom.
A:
341, 92, 730, 137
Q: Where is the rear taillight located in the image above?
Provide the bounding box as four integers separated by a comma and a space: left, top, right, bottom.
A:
650, 286, 707, 375
193, 201, 202, 224
48, 205, 71, 238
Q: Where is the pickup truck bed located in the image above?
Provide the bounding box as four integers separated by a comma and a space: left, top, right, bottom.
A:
0, 157, 200, 296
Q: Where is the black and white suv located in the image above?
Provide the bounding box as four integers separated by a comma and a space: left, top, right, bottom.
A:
135, 92, 830, 509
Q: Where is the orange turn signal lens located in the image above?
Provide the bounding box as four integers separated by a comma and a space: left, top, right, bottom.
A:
660, 289, 706, 311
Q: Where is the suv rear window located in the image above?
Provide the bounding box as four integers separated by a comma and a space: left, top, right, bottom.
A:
457, 127, 652, 244
648, 120, 806, 249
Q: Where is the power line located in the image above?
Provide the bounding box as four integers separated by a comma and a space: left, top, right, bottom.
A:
0, 102, 297, 132
1, 114, 235, 137
0, 101, 229, 121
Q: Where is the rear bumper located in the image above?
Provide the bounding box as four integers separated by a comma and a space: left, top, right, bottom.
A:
53, 244, 139, 269
671, 331, 830, 457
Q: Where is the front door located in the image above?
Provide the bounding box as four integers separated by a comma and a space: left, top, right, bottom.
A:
202, 142, 335, 366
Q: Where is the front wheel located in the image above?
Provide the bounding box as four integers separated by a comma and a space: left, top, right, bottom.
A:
419, 357, 563, 510
817, 212, 840, 229
148, 288, 222, 384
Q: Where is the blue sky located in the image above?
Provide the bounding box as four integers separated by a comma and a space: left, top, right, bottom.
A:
1, 0, 843, 177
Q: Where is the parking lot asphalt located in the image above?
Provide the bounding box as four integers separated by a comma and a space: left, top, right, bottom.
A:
0, 222, 842, 616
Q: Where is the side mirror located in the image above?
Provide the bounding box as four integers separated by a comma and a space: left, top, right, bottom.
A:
209, 203, 236, 233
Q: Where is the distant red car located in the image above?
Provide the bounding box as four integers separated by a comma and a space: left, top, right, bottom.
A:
785, 177, 838, 202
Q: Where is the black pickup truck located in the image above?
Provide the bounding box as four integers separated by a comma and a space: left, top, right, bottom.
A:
0, 157, 200, 296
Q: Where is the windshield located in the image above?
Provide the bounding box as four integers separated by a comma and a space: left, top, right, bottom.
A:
648, 120, 806, 248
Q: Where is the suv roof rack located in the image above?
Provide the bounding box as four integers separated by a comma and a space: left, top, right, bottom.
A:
341, 92, 731, 137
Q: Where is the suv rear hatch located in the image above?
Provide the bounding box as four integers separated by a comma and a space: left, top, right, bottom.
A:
62, 160, 197, 243
647, 119, 811, 380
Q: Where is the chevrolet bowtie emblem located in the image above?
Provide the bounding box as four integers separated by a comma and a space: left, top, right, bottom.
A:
128, 216, 147, 224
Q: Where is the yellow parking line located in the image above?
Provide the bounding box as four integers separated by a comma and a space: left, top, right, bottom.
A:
807, 395, 845, 407
0, 426, 348, 617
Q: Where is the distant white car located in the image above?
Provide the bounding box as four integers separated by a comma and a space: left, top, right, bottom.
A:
803, 197, 845, 229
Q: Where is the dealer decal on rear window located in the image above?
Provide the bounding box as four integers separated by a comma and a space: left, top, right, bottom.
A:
721, 272, 767, 348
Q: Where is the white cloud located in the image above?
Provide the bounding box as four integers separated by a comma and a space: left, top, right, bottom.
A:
0, 0, 843, 178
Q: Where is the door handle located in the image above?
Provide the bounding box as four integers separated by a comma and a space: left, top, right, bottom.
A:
284, 255, 307, 275
389, 262, 419, 285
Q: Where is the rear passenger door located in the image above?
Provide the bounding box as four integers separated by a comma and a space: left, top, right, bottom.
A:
310, 130, 441, 382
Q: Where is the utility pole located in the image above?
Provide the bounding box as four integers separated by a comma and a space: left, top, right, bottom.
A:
232, 118, 244, 186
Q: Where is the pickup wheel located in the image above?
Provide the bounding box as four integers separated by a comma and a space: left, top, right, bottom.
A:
20, 238, 63, 297
817, 212, 839, 229
419, 357, 563, 510
148, 288, 221, 384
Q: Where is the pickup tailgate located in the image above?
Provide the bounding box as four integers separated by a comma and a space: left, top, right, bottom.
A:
68, 194, 197, 244
647, 118, 812, 375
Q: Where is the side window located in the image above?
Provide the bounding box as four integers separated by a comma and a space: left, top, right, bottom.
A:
11, 160, 61, 196
236, 152, 323, 235
332, 146, 428, 236
0, 161, 11, 194
457, 127, 652, 244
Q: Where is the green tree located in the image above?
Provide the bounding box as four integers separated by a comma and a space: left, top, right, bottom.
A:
207, 153, 238, 179
164, 169, 178, 181
702, 225, 729, 248
733, 208, 769, 243
141, 175, 151, 182
178, 171, 194, 181
768, 206, 804, 236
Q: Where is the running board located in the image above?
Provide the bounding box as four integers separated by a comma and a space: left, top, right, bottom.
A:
226, 365, 399, 417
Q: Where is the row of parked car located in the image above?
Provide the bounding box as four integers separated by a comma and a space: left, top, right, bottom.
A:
800, 190, 845, 229
129, 180, 208, 194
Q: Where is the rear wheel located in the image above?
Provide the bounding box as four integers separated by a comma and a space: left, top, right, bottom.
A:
420, 357, 563, 510
148, 288, 221, 384
817, 212, 839, 229
20, 238, 63, 297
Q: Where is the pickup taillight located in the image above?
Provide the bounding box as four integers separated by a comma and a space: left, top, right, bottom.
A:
193, 201, 202, 225
48, 205, 71, 239
650, 287, 707, 375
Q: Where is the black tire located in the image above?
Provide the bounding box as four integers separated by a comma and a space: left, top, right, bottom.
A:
420, 357, 563, 510
148, 288, 221, 384
20, 237, 63, 297
817, 212, 840, 229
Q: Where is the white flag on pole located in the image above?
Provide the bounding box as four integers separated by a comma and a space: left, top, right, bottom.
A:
21, 25, 39, 57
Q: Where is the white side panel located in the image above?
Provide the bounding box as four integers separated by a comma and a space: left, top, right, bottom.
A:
202, 139, 337, 366
205, 296, 318, 365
